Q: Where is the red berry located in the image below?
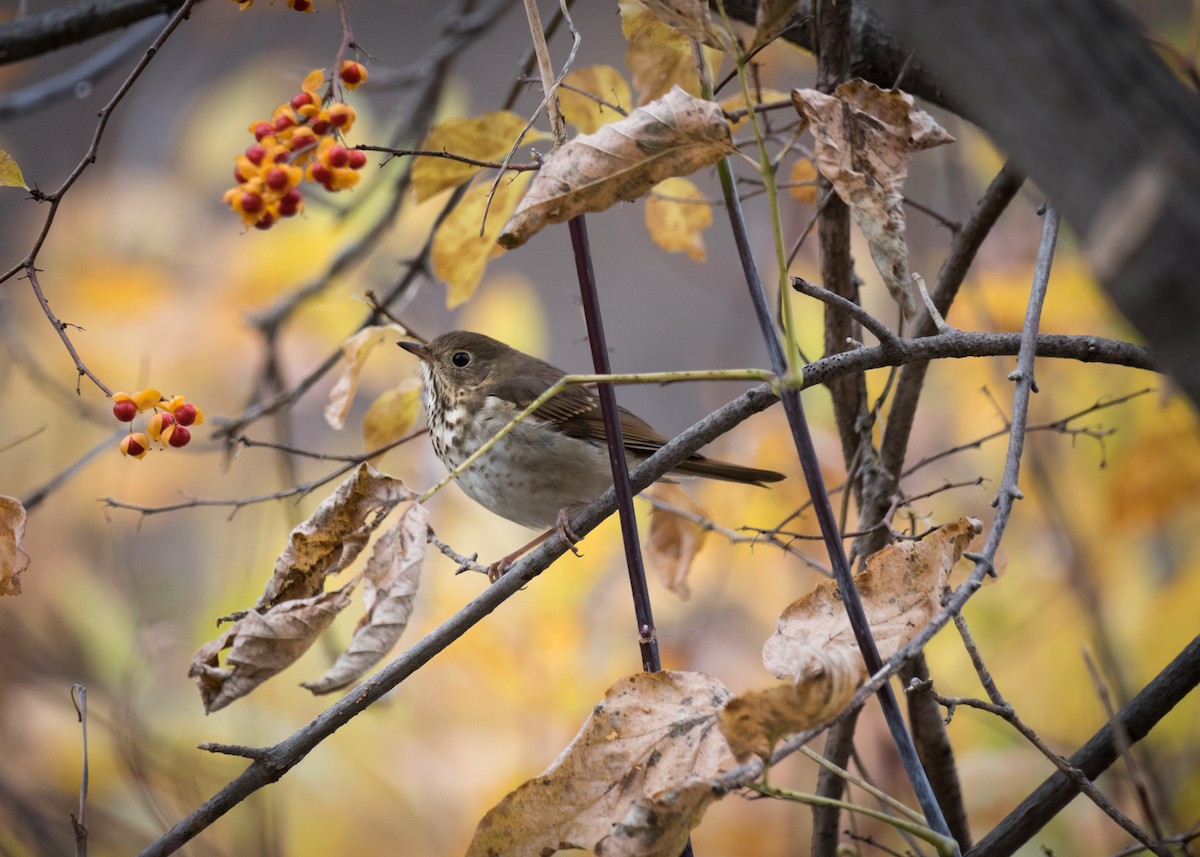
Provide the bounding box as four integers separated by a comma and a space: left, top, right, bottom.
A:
278, 189, 303, 216
290, 93, 313, 110
233, 167, 247, 183
310, 120, 330, 136
254, 213, 275, 230
329, 111, 349, 128
168, 426, 191, 448
253, 122, 274, 141
347, 149, 367, 169
327, 145, 350, 168
240, 192, 263, 214
274, 113, 295, 132
113, 400, 137, 422
291, 132, 317, 152
292, 0, 311, 10
310, 163, 332, 185
266, 167, 289, 190
173, 403, 198, 426
341, 62, 365, 87
245, 144, 267, 165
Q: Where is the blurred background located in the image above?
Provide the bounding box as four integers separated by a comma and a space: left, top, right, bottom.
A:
1, 1, 1197, 855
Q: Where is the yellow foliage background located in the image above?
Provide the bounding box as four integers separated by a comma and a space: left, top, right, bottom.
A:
0, 4, 1197, 857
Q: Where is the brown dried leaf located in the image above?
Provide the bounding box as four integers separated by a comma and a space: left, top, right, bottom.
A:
560, 65, 632, 135
325, 324, 407, 430
594, 780, 718, 857
431, 171, 532, 308
792, 80, 955, 318
638, 0, 726, 49
363, 378, 423, 452
189, 583, 356, 714
303, 503, 427, 694
411, 111, 545, 202
619, 0, 719, 105
753, 0, 801, 48
466, 671, 734, 857
258, 464, 415, 608
645, 482, 710, 598
0, 496, 30, 596
720, 517, 981, 760
499, 87, 733, 250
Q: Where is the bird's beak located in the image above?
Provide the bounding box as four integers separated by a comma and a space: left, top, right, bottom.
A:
398, 340, 430, 361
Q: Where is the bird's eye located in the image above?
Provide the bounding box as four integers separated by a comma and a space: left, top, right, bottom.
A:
451, 351, 471, 368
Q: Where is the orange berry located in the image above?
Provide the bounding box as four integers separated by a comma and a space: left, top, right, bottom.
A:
240, 192, 263, 214
278, 189, 304, 217
326, 145, 350, 168
169, 426, 192, 448
253, 121, 274, 141
291, 92, 314, 110
266, 167, 289, 190
245, 144, 266, 165
274, 113, 296, 132
340, 61, 367, 89
254, 213, 275, 230
120, 433, 149, 460
348, 149, 367, 169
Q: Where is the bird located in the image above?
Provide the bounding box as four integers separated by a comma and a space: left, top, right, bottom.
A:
399, 331, 784, 575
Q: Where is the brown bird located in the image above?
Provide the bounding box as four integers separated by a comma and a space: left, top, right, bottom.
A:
399, 331, 783, 571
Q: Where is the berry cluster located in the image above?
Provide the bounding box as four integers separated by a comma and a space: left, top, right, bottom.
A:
224, 62, 368, 230
113, 389, 205, 460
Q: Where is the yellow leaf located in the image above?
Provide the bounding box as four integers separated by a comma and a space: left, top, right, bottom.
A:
301, 67, 326, 93
636, 0, 727, 50
412, 112, 545, 202
500, 87, 732, 250
719, 87, 791, 133
362, 379, 423, 452
0, 496, 30, 596
432, 171, 532, 308
325, 324, 407, 430
788, 158, 819, 205
645, 177, 713, 262
559, 65, 632, 134
619, 0, 721, 105
0, 149, 29, 191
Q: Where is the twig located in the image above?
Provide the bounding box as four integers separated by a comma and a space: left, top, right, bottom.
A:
792, 276, 902, 347
426, 525, 489, 576
914, 273, 953, 335
70, 685, 89, 857
355, 146, 539, 172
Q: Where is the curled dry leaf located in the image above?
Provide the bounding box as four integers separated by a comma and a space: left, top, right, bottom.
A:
752, 0, 801, 48
619, 0, 720, 105
499, 86, 733, 250
363, 377, 423, 452
719, 517, 981, 760
0, 496, 30, 596
189, 465, 414, 712
325, 324, 408, 430
431, 171, 532, 308
303, 502, 427, 694
792, 80, 955, 318
645, 482, 710, 598
411, 111, 545, 202
190, 582, 357, 714
559, 65, 631, 135
466, 671, 734, 857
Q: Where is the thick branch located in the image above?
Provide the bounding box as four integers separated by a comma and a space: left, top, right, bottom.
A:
0, 0, 190, 65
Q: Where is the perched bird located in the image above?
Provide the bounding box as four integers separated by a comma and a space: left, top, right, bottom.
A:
400, 331, 783, 572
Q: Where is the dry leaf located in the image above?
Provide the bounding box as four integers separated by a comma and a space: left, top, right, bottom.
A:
0, 149, 28, 191
645, 482, 710, 597
303, 502, 427, 694
619, 0, 719, 105
258, 463, 415, 608
719, 517, 980, 760
645, 176, 712, 262
753, 0, 801, 48
792, 80, 955, 318
189, 583, 356, 714
412, 112, 544, 202
560, 66, 632, 135
0, 496, 30, 596
363, 378, 423, 452
787, 158, 819, 205
466, 671, 734, 857
325, 324, 407, 430
637, 0, 726, 49
595, 780, 718, 857
719, 87, 791, 133
499, 86, 733, 250
431, 171, 532, 308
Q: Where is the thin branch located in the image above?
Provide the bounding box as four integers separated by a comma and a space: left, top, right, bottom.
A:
355, 146, 539, 172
